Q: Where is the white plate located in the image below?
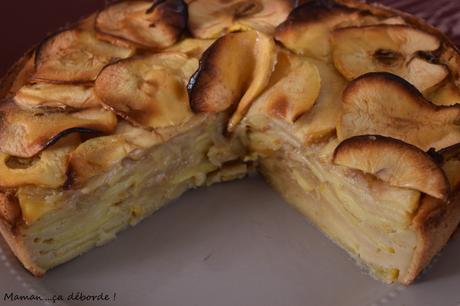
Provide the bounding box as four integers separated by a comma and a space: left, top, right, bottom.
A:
1, 174, 460, 306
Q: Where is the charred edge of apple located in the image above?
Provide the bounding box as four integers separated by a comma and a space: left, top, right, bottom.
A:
334, 134, 436, 159
277, 0, 367, 29
438, 143, 460, 161
334, 134, 451, 201
149, 0, 188, 38
95, 0, 188, 49
187, 36, 224, 113
342, 72, 459, 111
42, 127, 102, 155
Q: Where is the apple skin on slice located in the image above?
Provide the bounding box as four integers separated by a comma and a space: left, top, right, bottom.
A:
188, 30, 276, 132
333, 135, 450, 201
249, 51, 321, 123
337, 72, 460, 151
95, 52, 197, 129
188, 0, 294, 39
0, 103, 117, 158
331, 25, 448, 93
96, 0, 187, 49
32, 29, 135, 83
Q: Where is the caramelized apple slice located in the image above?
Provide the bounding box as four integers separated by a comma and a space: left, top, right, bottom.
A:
438, 144, 460, 190
188, 0, 293, 39
275, 0, 363, 59
0, 104, 117, 158
96, 0, 187, 49
0, 135, 79, 188
67, 135, 138, 187
429, 81, 460, 106
188, 31, 276, 132
331, 25, 447, 93
250, 51, 321, 123
14, 83, 100, 111
166, 38, 215, 58
95, 52, 196, 129
337, 72, 460, 151
294, 58, 347, 143
33, 29, 134, 83
333, 135, 449, 201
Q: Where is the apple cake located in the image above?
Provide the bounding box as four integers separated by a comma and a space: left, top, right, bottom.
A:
0, 0, 460, 285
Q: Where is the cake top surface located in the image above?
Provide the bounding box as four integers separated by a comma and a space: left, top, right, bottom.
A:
0, 0, 459, 205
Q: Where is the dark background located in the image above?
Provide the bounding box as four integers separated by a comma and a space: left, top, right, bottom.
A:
0, 0, 459, 77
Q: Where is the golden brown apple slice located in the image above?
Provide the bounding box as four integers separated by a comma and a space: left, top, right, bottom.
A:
275, 0, 363, 59
438, 144, 460, 191
95, 0, 187, 49
337, 72, 460, 151
165, 38, 215, 58
14, 83, 100, 111
95, 52, 196, 129
188, 31, 276, 132
33, 29, 134, 83
115, 120, 164, 148
67, 135, 138, 187
429, 81, 460, 106
188, 0, 293, 39
0, 104, 117, 158
331, 25, 448, 93
249, 51, 321, 123
294, 58, 347, 143
333, 135, 449, 201
0, 135, 79, 189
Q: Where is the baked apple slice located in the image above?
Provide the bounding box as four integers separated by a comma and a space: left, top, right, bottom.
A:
0, 104, 117, 158
0, 135, 79, 189
95, 52, 197, 129
438, 144, 460, 191
429, 81, 460, 106
294, 58, 347, 143
67, 135, 138, 187
14, 83, 100, 111
275, 0, 363, 59
33, 29, 134, 83
96, 0, 187, 49
333, 135, 449, 201
188, 31, 276, 132
188, 0, 293, 39
166, 38, 215, 58
331, 25, 448, 93
337, 72, 460, 151
249, 51, 321, 123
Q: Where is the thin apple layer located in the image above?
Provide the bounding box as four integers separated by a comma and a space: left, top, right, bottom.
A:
11, 114, 247, 273
260, 151, 418, 283
249, 125, 420, 282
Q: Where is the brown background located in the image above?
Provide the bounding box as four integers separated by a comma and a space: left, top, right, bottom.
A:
0, 0, 459, 77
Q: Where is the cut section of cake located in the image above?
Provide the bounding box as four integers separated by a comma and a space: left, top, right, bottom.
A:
0, 0, 459, 285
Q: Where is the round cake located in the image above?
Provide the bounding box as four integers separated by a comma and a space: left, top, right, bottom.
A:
0, 0, 459, 285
